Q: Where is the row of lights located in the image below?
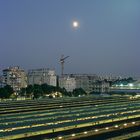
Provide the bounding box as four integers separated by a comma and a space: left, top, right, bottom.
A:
57, 121, 136, 139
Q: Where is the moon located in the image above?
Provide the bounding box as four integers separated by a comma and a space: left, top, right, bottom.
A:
72, 21, 79, 28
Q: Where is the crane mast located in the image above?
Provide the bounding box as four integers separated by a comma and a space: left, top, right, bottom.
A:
60, 55, 69, 76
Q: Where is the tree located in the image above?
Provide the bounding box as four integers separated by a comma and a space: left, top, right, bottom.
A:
26, 85, 34, 97
72, 88, 87, 97
0, 85, 13, 99
0, 88, 6, 98
20, 88, 26, 96
5, 85, 13, 94
33, 84, 43, 99
57, 87, 69, 96
41, 84, 50, 95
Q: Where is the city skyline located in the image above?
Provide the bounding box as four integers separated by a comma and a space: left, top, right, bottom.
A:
0, 0, 140, 77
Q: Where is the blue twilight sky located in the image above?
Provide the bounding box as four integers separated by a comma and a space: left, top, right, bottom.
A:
0, 0, 140, 76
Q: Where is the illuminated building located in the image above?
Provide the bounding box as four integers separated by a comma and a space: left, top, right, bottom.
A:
2, 66, 27, 91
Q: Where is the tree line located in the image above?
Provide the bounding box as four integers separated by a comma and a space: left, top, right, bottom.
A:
0, 84, 87, 99
0, 85, 13, 99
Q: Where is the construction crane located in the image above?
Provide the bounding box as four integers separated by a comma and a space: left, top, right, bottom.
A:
60, 55, 69, 76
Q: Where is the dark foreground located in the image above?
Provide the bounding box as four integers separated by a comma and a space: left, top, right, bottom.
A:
0, 96, 140, 140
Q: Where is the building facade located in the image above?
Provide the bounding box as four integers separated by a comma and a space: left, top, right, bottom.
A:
92, 80, 110, 93
59, 76, 76, 92
27, 68, 57, 86
59, 74, 100, 93
2, 66, 27, 91
0, 76, 5, 88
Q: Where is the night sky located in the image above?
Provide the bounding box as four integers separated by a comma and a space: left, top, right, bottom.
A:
0, 0, 140, 76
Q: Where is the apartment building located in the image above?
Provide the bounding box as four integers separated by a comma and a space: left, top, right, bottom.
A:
27, 68, 57, 86
3, 66, 27, 91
